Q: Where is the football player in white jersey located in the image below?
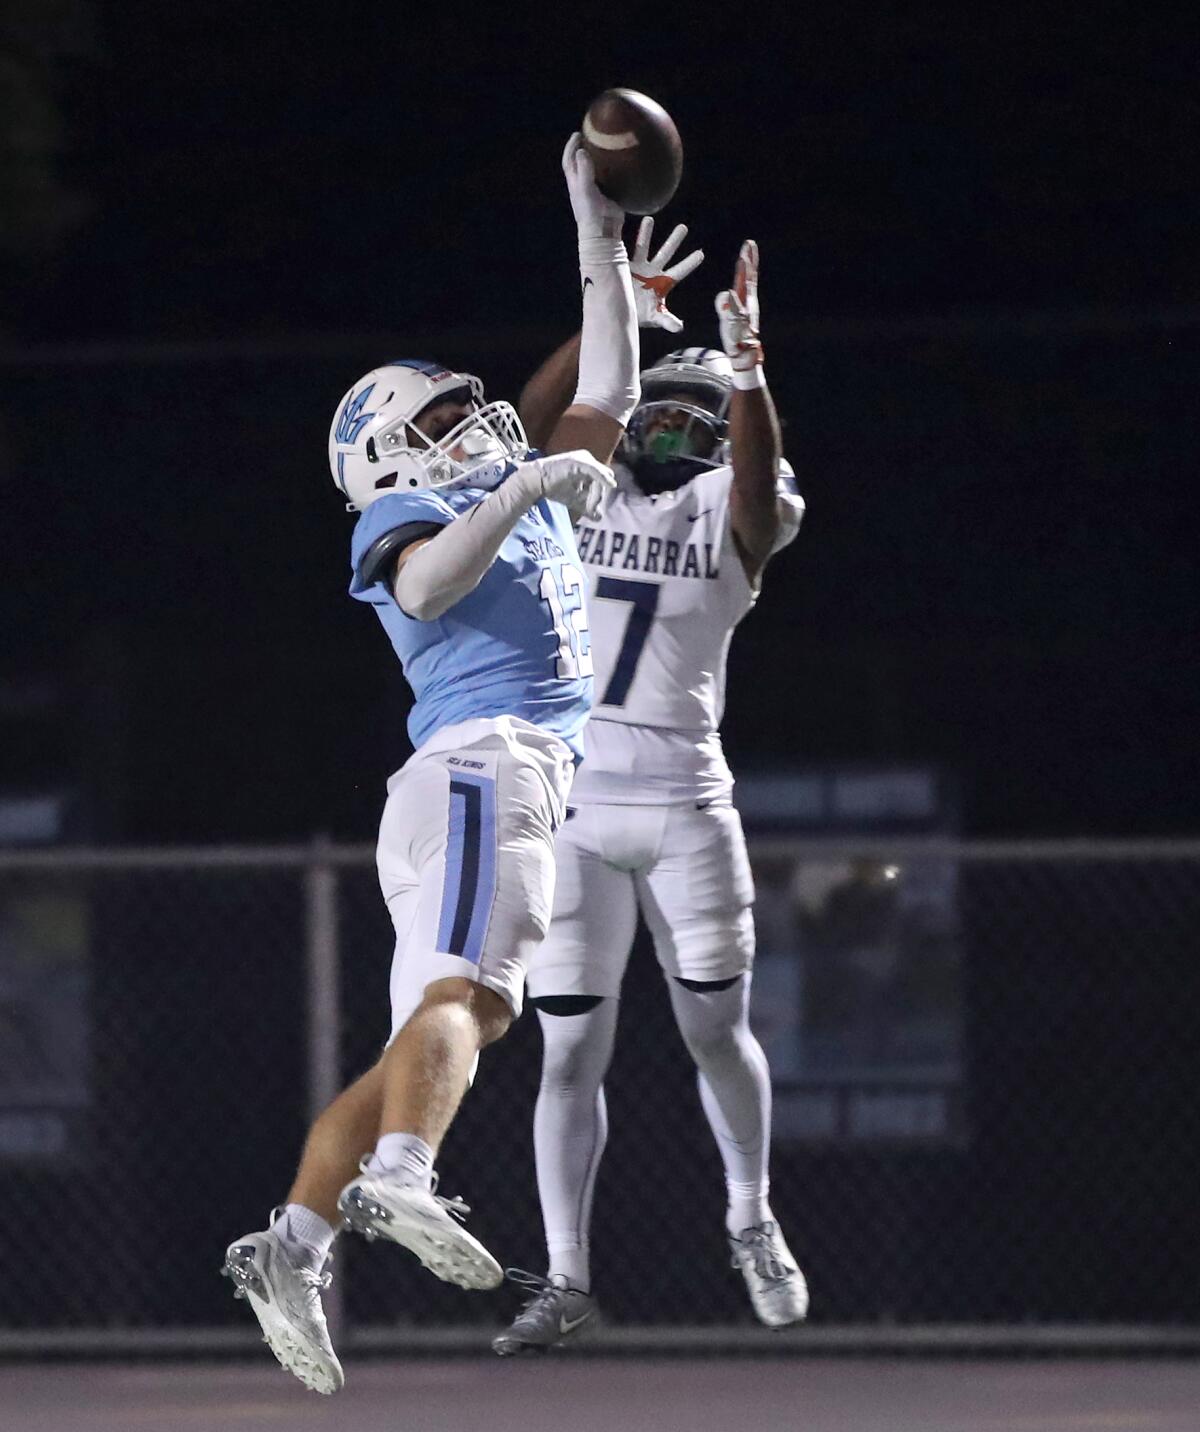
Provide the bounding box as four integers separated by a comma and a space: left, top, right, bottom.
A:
492, 236, 809, 1354
221, 135, 638, 1394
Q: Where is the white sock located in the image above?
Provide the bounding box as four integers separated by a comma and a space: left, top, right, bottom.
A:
725, 1180, 773, 1240
667, 976, 773, 1237
272, 1204, 336, 1269
534, 998, 619, 1296
369, 1132, 435, 1188
546, 1244, 593, 1293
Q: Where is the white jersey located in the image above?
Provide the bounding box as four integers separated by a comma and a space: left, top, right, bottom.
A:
571, 460, 804, 806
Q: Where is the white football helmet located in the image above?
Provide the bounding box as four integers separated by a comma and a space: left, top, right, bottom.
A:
328, 358, 529, 510
620, 346, 734, 494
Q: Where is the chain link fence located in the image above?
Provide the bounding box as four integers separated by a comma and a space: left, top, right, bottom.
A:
1, 839, 1198, 1352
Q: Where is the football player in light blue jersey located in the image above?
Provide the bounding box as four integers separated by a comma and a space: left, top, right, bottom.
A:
346, 422, 596, 759
223, 134, 640, 1394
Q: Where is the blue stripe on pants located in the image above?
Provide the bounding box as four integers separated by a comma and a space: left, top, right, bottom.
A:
436, 772, 498, 965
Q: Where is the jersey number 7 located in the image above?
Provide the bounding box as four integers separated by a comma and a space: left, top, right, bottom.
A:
595, 576, 661, 707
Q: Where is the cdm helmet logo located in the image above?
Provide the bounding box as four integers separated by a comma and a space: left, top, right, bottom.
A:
335, 384, 376, 445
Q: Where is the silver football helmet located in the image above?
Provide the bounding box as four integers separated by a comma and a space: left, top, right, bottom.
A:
620, 347, 734, 494
328, 358, 529, 510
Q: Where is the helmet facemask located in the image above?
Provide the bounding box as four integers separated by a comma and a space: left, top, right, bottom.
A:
621, 394, 729, 495
619, 348, 734, 496
372, 386, 528, 492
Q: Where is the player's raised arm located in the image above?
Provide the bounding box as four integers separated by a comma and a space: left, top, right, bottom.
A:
521, 218, 704, 450
543, 135, 640, 464
717, 240, 787, 583
520, 333, 582, 453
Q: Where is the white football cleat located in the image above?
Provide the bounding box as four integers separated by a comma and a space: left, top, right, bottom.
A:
337, 1166, 503, 1290
728, 1220, 809, 1327
222, 1226, 343, 1394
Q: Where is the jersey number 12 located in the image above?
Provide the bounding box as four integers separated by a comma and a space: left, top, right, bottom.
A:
540, 564, 593, 680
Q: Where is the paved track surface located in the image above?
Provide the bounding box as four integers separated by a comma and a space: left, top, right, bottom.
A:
2, 1357, 1198, 1432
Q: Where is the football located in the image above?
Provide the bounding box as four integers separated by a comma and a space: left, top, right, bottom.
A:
581, 88, 683, 215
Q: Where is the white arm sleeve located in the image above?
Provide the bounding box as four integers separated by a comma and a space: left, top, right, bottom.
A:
393, 467, 544, 621
573, 235, 640, 427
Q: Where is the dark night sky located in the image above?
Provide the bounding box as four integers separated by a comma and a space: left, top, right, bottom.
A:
2, 2, 1197, 841
20, 6, 1200, 335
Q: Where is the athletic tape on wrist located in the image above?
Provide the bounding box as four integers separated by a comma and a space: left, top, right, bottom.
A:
578, 237, 628, 268
732, 365, 767, 390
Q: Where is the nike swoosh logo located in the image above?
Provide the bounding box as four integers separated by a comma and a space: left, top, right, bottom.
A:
559, 1309, 592, 1334
687, 509, 713, 522
582, 276, 595, 291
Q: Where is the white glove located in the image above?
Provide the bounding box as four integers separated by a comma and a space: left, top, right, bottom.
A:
630, 217, 704, 332
524, 449, 615, 520
562, 132, 625, 241
715, 239, 764, 377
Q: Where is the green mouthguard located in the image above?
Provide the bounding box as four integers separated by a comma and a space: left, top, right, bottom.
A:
649, 429, 689, 462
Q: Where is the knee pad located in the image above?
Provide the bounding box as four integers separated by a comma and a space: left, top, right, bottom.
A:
531, 993, 606, 1017
673, 974, 742, 993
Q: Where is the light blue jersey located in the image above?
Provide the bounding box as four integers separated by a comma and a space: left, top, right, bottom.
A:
349, 477, 594, 760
